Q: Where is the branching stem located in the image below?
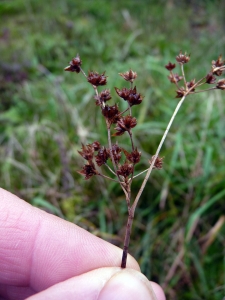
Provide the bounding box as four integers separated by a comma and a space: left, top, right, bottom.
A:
121, 93, 187, 268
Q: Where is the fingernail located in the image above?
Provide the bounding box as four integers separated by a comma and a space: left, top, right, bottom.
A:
98, 269, 158, 300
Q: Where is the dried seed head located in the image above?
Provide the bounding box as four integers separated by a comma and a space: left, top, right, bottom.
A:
175, 87, 186, 98
95, 147, 110, 166
149, 155, 164, 170
111, 143, 122, 164
165, 62, 176, 71
127, 86, 143, 106
64, 54, 82, 73
78, 144, 94, 161
102, 104, 120, 124
212, 55, 225, 76
78, 163, 99, 180
115, 86, 143, 106
205, 72, 217, 84
115, 87, 131, 100
87, 71, 107, 86
187, 79, 196, 91
168, 73, 183, 83
216, 79, 225, 90
94, 89, 111, 106
113, 115, 137, 136
91, 141, 101, 151
117, 163, 134, 178
176, 51, 190, 64
123, 148, 141, 164
119, 69, 137, 83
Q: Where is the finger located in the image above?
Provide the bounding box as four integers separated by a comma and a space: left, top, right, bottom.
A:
26, 268, 166, 300
0, 188, 139, 292
0, 285, 35, 300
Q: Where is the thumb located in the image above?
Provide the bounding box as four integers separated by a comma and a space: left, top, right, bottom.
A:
26, 267, 166, 300
98, 268, 165, 300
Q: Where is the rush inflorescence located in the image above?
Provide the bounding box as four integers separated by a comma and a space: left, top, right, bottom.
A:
65, 52, 225, 268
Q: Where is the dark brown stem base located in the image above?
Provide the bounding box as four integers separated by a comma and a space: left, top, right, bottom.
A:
121, 247, 128, 268
121, 211, 134, 268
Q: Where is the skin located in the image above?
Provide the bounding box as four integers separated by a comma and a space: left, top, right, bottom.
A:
0, 188, 166, 300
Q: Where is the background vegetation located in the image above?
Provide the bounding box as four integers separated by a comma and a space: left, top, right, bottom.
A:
0, 0, 225, 299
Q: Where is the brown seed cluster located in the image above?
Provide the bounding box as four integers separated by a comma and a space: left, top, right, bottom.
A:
102, 104, 120, 125
64, 54, 82, 73
165, 52, 225, 98
123, 148, 141, 164
65, 51, 225, 183
78, 163, 99, 180
168, 73, 183, 84
212, 55, 225, 76
87, 71, 107, 86
216, 79, 225, 90
114, 116, 137, 136
94, 89, 111, 106
205, 72, 216, 84
119, 69, 137, 83
165, 62, 176, 71
95, 147, 110, 166
117, 163, 134, 178
149, 155, 164, 170
115, 86, 143, 106
176, 51, 190, 64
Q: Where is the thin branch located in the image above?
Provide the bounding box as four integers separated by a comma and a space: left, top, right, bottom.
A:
104, 163, 117, 176
128, 131, 135, 151
118, 107, 129, 117
98, 173, 120, 183
170, 71, 180, 89
107, 126, 130, 201
193, 87, 217, 94
131, 94, 187, 213
80, 67, 87, 78
133, 168, 148, 179
180, 64, 187, 89
107, 126, 118, 173
128, 103, 132, 116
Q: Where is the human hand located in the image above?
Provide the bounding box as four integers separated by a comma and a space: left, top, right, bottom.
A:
0, 188, 165, 300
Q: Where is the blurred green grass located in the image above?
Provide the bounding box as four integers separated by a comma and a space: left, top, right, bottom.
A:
0, 1, 225, 299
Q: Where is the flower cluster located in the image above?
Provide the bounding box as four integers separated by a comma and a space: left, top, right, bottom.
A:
94, 89, 111, 106
113, 116, 137, 136
119, 69, 137, 83
65, 51, 225, 270
165, 52, 225, 98
176, 51, 190, 64
115, 86, 143, 106
64, 54, 82, 73
64, 55, 163, 183
149, 155, 164, 170
87, 71, 107, 86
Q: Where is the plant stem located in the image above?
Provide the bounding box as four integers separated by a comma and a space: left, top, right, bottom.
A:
128, 131, 135, 151
193, 87, 217, 93
121, 94, 187, 268
131, 94, 186, 212
121, 209, 134, 268
80, 68, 87, 78
133, 168, 148, 178
99, 174, 120, 183
107, 127, 130, 201
181, 64, 187, 89
118, 107, 129, 117
170, 71, 180, 89
104, 163, 117, 176
107, 126, 118, 174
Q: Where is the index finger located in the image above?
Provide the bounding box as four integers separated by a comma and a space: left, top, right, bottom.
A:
0, 188, 139, 292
